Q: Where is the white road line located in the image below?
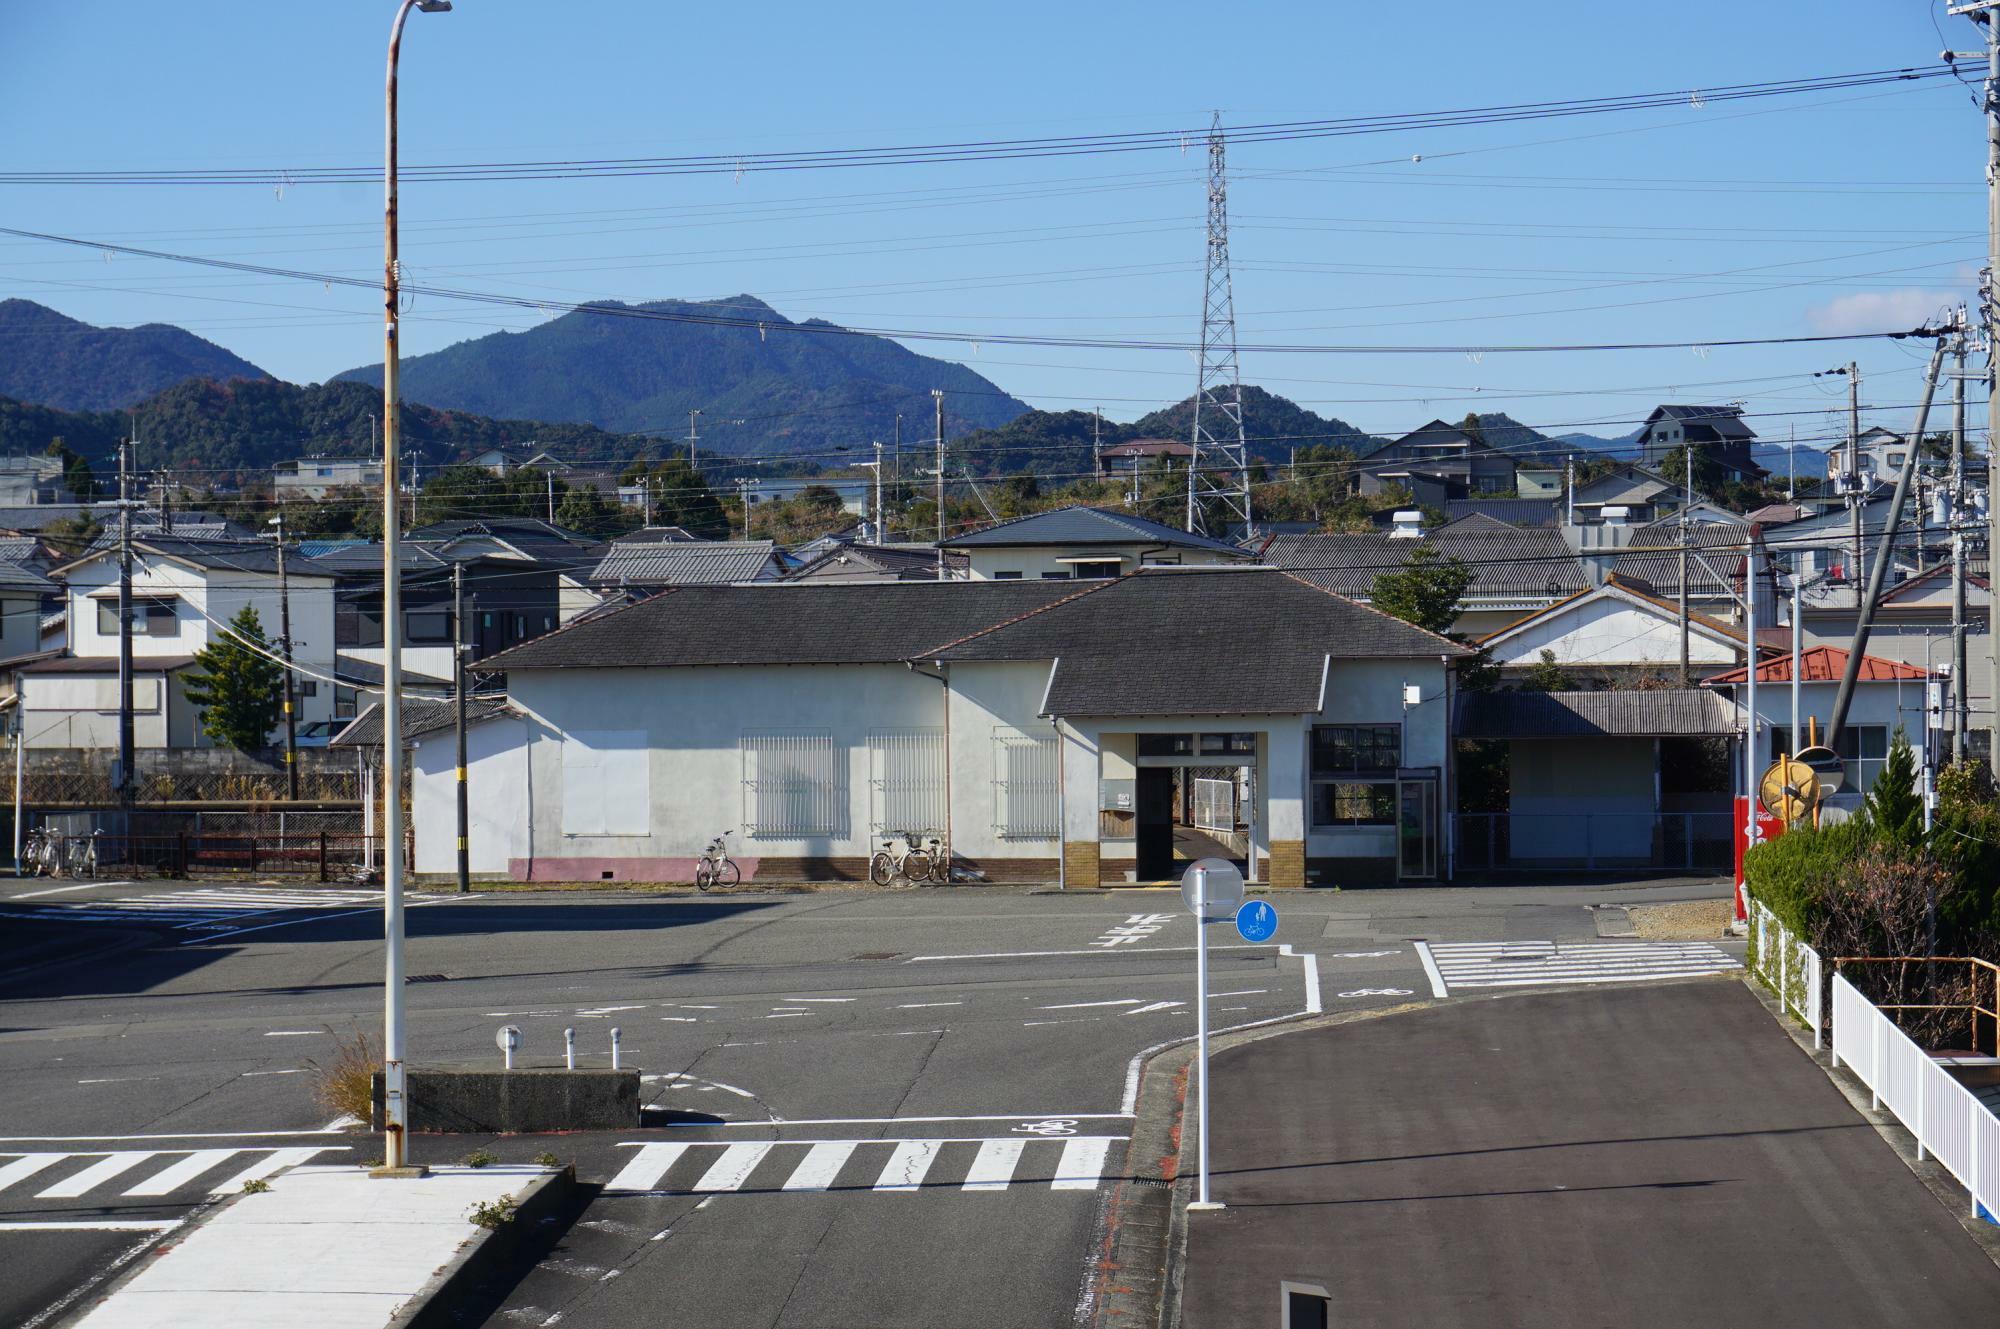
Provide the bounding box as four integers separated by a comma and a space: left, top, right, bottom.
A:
692, 1143, 773, 1193
264, 1031, 318, 1037
659, 1016, 699, 1023
0, 1220, 180, 1232
1285, 943, 1323, 1014
241, 1069, 305, 1077
1414, 941, 1449, 998
1209, 989, 1268, 998
177, 906, 383, 946
873, 1140, 941, 1192
961, 1139, 1026, 1192
123, 1149, 239, 1196
1040, 999, 1144, 1010
908, 944, 1277, 962
784, 998, 854, 1003
1445, 968, 1741, 989
78, 1077, 158, 1085
0, 1154, 65, 1192
1125, 1001, 1183, 1016
896, 1002, 962, 1009
764, 1013, 808, 1020
782, 1142, 856, 1191
606, 1143, 692, 1192
210, 1146, 340, 1195
38, 1152, 155, 1198
7, 882, 114, 900
1052, 1138, 1113, 1190
647, 1113, 1130, 1128
0, 1129, 347, 1143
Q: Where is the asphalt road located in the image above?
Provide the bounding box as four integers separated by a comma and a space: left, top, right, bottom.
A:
0, 874, 1736, 1328
1179, 981, 2000, 1329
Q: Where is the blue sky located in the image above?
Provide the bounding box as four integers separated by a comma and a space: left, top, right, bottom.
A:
0, 0, 1987, 459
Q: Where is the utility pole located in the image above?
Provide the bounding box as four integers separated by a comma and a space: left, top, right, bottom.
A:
686, 409, 702, 465
1678, 459, 1691, 685
1186, 111, 1252, 539
933, 389, 946, 579
872, 441, 885, 546
271, 512, 299, 801
1951, 312, 1971, 763
733, 478, 759, 539
1790, 553, 1803, 758
116, 435, 133, 805
1847, 362, 1863, 593
1967, 0, 2000, 781
545, 471, 555, 524
453, 560, 468, 895
378, 0, 451, 1176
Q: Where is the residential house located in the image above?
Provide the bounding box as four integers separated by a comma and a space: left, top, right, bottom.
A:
786, 543, 967, 583
0, 456, 73, 506
743, 477, 872, 517
1852, 426, 1948, 492
1635, 405, 1761, 480
1705, 646, 1937, 801
936, 506, 1250, 581
1477, 577, 1749, 689
1356, 419, 1520, 499
1515, 461, 1565, 500
1567, 464, 1693, 526
438, 568, 1465, 886
1096, 438, 1192, 476
274, 457, 384, 501
21, 537, 338, 749
1263, 513, 1591, 638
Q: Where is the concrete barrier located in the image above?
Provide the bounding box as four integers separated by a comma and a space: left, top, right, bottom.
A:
371, 1064, 640, 1132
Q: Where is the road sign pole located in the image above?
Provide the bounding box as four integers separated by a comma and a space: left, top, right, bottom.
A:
1191, 864, 1219, 1211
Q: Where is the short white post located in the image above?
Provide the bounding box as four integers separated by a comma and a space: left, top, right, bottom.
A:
564, 1026, 576, 1071
1187, 865, 1221, 1212
503, 1041, 514, 1072
610, 1026, 622, 1071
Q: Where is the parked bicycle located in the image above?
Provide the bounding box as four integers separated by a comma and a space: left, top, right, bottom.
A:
23, 826, 86, 878
65, 831, 100, 880
869, 831, 945, 887
693, 831, 740, 891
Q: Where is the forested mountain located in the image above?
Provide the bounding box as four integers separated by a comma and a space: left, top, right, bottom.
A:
0, 379, 653, 480
0, 300, 270, 412
334, 295, 1028, 452
951, 386, 1378, 476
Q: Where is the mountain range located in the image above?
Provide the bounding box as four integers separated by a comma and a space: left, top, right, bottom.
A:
0, 299, 269, 412
332, 295, 1028, 452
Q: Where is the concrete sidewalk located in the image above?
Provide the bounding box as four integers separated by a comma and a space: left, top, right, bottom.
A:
1175, 980, 2000, 1329
69, 1164, 560, 1329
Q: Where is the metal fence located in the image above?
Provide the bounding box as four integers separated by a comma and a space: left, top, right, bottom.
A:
1190, 778, 1235, 833
1746, 893, 1824, 1046
1454, 812, 1733, 873
1831, 966, 2000, 1223
21, 832, 396, 881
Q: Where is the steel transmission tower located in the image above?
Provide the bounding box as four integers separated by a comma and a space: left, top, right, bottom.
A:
1186, 112, 1251, 537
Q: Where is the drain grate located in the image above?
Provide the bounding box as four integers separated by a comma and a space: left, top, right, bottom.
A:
407, 973, 451, 983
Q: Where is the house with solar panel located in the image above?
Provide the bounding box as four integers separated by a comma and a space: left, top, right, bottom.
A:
1635, 405, 1762, 481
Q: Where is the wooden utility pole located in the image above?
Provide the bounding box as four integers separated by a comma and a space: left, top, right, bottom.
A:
453, 560, 469, 894
933, 389, 946, 580
273, 511, 299, 800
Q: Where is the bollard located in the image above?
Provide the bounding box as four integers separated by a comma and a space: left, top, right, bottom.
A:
610, 1026, 622, 1070
496, 1024, 522, 1072
564, 1027, 576, 1071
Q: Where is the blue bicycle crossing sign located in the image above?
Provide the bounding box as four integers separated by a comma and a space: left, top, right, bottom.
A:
1234, 899, 1278, 943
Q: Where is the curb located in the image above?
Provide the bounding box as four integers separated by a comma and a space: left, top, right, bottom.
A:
1738, 974, 2000, 1271
389, 1164, 579, 1329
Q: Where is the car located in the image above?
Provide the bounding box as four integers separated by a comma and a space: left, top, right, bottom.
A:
293, 719, 345, 749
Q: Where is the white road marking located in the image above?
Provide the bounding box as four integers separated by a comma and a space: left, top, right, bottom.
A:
38, 1152, 155, 1198
649, 1113, 1130, 1128
78, 1077, 159, 1085
896, 1001, 962, 1009
578, 1006, 647, 1015
764, 1012, 808, 1019
961, 1139, 1027, 1191
0, 1220, 180, 1232
784, 998, 854, 1003
1210, 989, 1267, 998
1414, 940, 1448, 998
692, 1143, 774, 1192
659, 1017, 699, 1023
1051, 1138, 1114, 1190
606, 1143, 692, 1192
210, 1146, 341, 1194
873, 1140, 941, 1192
176, 907, 383, 945
8, 882, 117, 900
123, 1149, 238, 1196
0, 1129, 346, 1142
1424, 940, 1741, 993
1040, 999, 1144, 1010
241, 1069, 305, 1077
782, 1142, 856, 1191
0, 1154, 65, 1192
1125, 1001, 1184, 1015
264, 1031, 317, 1037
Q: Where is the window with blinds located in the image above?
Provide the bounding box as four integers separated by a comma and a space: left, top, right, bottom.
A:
740, 731, 843, 838
992, 729, 1060, 840
867, 729, 945, 836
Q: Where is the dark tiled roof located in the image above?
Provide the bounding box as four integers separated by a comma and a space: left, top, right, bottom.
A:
1263, 518, 1588, 599
785, 543, 965, 580
300, 543, 448, 575
19, 654, 198, 674
330, 696, 516, 748
66, 537, 332, 578
588, 540, 783, 587
482, 579, 1081, 669
938, 505, 1246, 555
924, 568, 1467, 717
0, 559, 53, 593
1454, 688, 1737, 738
333, 653, 453, 689
405, 518, 596, 546
1434, 499, 1560, 528
1611, 518, 1747, 598
1647, 404, 1755, 438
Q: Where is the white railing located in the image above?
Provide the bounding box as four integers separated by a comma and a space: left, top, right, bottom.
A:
1831, 972, 2000, 1223
1746, 894, 1823, 1048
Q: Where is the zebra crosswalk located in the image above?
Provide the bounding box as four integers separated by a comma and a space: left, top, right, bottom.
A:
1423, 940, 1741, 993
605, 1136, 1119, 1197
0, 886, 451, 930
0, 1145, 347, 1204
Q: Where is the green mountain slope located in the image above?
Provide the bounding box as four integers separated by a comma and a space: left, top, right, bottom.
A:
0, 300, 270, 412
333, 295, 1028, 452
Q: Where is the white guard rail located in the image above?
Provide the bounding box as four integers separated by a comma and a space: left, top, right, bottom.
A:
1831, 972, 2000, 1223
1747, 895, 1823, 1048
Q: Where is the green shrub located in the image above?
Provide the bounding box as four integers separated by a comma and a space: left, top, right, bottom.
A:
1743, 818, 1871, 940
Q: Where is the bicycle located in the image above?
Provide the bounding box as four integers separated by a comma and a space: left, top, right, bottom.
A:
869, 832, 944, 887
27, 827, 68, 878
64, 831, 99, 880
693, 832, 740, 891
20, 826, 48, 877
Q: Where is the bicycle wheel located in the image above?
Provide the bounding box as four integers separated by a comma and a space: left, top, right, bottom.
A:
869, 852, 895, 887
716, 859, 740, 887
927, 851, 951, 884
694, 862, 714, 892
900, 850, 931, 885
83, 843, 97, 879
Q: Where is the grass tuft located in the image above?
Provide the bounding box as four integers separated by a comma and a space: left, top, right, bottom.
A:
303, 1025, 379, 1123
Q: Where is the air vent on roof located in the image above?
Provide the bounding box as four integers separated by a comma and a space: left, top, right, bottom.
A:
1389, 511, 1424, 540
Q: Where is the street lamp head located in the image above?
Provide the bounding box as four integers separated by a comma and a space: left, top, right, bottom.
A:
416, 1, 453, 10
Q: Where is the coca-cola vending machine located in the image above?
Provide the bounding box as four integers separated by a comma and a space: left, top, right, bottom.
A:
1732, 796, 1787, 923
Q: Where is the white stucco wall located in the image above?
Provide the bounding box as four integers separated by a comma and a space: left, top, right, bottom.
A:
1306, 657, 1450, 867
1485, 595, 1740, 669
410, 714, 532, 875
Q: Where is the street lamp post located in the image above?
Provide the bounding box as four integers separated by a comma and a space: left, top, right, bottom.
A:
379, 0, 451, 1176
